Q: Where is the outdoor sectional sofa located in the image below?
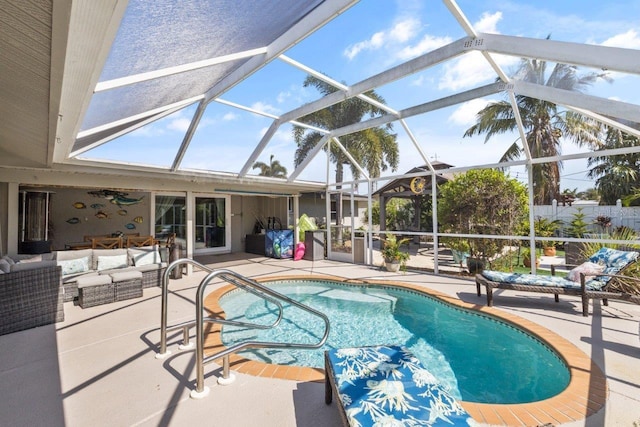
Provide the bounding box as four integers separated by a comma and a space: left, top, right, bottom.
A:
476, 247, 640, 316
0, 261, 64, 336
0, 246, 167, 335
53, 246, 167, 302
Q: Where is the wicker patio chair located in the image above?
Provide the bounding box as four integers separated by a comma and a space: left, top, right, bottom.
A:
476, 247, 639, 316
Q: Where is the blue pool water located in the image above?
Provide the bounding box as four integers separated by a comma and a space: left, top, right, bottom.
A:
218, 279, 570, 404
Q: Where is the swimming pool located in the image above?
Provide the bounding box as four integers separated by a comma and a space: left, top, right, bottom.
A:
218, 278, 570, 404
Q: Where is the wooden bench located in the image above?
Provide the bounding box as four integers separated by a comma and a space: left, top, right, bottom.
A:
325, 345, 474, 426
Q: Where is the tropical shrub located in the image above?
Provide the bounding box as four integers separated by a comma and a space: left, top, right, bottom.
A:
438, 169, 528, 267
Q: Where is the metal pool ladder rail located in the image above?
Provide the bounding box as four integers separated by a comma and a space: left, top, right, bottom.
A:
156, 258, 331, 399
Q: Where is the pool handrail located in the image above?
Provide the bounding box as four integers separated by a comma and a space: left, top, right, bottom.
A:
157, 258, 285, 358
191, 268, 331, 399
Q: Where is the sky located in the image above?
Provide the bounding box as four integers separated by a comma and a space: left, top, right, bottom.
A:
83, 0, 640, 193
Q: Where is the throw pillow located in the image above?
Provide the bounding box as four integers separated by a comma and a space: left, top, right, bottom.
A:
568, 262, 605, 282
0, 259, 10, 273
57, 256, 90, 276
2, 255, 15, 265
133, 250, 160, 266
97, 254, 128, 271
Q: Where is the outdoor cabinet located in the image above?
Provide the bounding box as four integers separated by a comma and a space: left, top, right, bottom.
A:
304, 230, 325, 261
245, 234, 265, 255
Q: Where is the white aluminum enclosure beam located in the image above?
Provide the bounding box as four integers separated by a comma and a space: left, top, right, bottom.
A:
72, 102, 191, 157
201, 0, 358, 104
566, 107, 640, 140
171, 0, 358, 174
286, 82, 503, 183
508, 90, 532, 161
288, 135, 330, 182
331, 137, 369, 180
171, 100, 207, 171
77, 95, 203, 140
513, 80, 640, 123
53, 0, 129, 164
279, 36, 474, 123
95, 48, 268, 92
279, 55, 400, 116
332, 82, 504, 138
478, 33, 640, 76
237, 120, 283, 176
399, 120, 432, 168
442, 0, 509, 82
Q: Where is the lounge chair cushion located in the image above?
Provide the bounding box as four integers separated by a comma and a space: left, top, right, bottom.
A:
587, 247, 639, 284
481, 270, 588, 289
326, 345, 474, 426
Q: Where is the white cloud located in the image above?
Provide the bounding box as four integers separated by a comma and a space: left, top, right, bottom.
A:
276, 90, 290, 104
389, 19, 419, 43
167, 117, 191, 132
343, 18, 421, 60
130, 125, 164, 137
250, 101, 280, 115
397, 34, 452, 61
600, 29, 640, 49
448, 99, 493, 127
474, 11, 502, 33
222, 112, 238, 121
438, 12, 520, 91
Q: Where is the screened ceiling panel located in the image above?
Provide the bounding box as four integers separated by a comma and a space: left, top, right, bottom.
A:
80, 62, 240, 132
99, 0, 325, 80
74, 115, 155, 153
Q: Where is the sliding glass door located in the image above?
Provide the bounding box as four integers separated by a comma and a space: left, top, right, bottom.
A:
194, 195, 230, 254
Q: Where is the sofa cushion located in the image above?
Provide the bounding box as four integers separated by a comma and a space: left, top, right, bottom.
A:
0, 259, 10, 273
97, 254, 128, 271
2, 255, 15, 265
133, 262, 166, 273
58, 256, 91, 276
128, 246, 161, 267
77, 274, 112, 288
56, 249, 93, 262
10, 260, 57, 272
91, 248, 128, 270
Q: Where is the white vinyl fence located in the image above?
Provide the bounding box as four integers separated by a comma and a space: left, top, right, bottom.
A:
533, 200, 640, 236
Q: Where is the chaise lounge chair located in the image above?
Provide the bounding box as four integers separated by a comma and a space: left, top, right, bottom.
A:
325, 345, 475, 426
476, 247, 640, 316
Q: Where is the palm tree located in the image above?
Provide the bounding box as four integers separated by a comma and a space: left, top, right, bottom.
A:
464, 55, 607, 204
293, 75, 399, 227
252, 154, 287, 178
587, 127, 640, 205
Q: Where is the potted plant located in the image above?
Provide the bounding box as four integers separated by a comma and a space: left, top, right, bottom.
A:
521, 247, 540, 268
380, 235, 410, 272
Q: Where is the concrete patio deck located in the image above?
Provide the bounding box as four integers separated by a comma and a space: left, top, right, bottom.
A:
1, 253, 639, 426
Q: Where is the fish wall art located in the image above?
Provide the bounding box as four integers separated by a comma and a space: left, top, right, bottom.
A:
125, 223, 136, 230
66, 217, 80, 224
95, 211, 109, 219
117, 209, 128, 216
87, 189, 144, 206
73, 202, 86, 209
133, 216, 143, 223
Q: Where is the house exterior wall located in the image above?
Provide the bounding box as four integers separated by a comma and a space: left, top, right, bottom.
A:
48, 187, 150, 251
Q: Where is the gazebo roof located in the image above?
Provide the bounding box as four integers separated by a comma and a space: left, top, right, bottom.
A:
374, 162, 455, 197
